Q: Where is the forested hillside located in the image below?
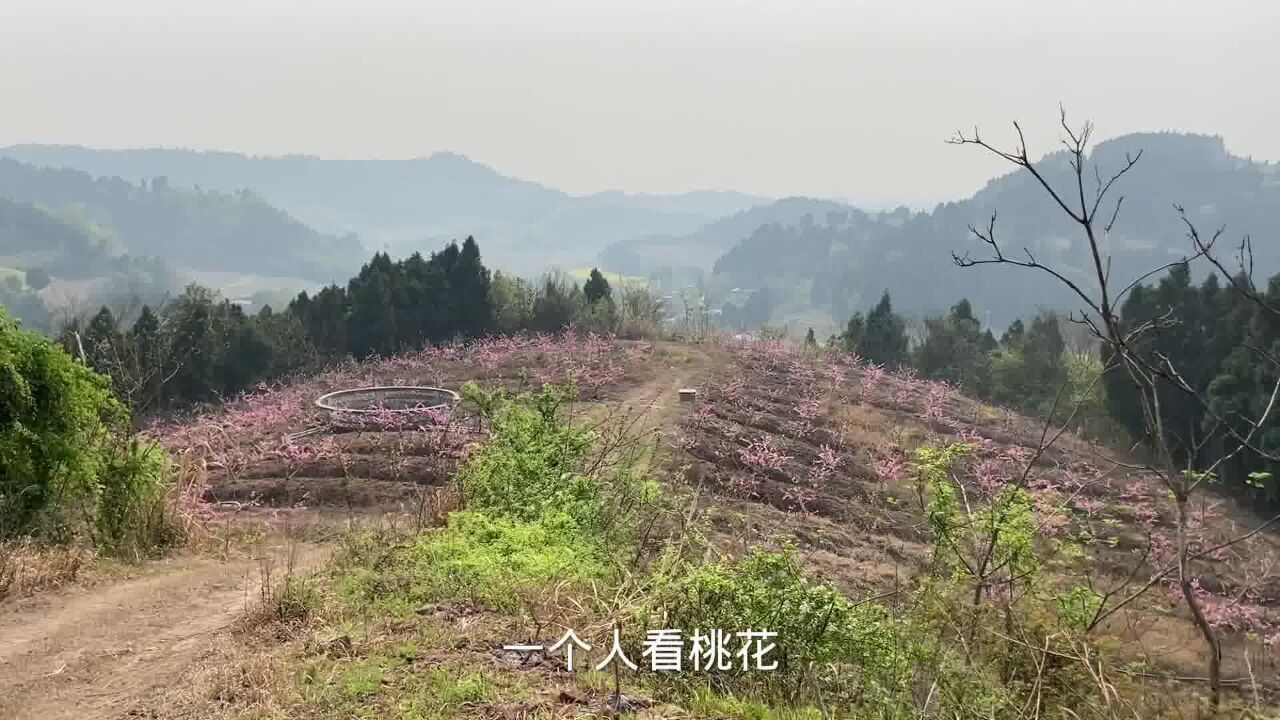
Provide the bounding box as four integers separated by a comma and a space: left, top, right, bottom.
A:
710, 133, 1280, 330
0, 158, 361, 281
0, 196, 117, 275
0, 197, 182, 331
0, 146, 766, 270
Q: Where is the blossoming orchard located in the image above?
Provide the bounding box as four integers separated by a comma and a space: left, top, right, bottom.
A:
145, 327, 1278, 710
674, 337, 1280, 650
150, 332, 651, 528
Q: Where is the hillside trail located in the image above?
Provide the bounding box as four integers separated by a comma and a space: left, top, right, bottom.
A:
607, 340, 717, 433
0, 542, 328, 720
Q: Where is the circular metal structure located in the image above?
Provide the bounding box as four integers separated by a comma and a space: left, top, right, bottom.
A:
315, 386, 460, 430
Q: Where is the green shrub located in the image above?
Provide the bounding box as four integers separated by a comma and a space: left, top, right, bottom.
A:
648, 547, 908, 702
338, 510, 611, 613
268, 575, 321, 623
96, 438, 181, 557
1, 309, 122, 538
459, 382, 667, 551
0, 308, 173, 555
459, 383, 597, 527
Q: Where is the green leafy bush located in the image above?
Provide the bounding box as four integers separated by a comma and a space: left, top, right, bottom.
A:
460, 382, 665, 550
648, 546, 908, 702
96, 439, 180, 557
459, 383, 596, 525
0, 308, 176, 555
338, 510, 611, 613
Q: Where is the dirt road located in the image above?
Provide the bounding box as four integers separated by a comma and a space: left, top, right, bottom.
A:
611, 340, 716, 430
0, 544, 325, 720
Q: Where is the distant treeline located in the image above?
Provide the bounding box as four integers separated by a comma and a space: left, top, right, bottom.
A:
833, 262, 1280, 511
58, 237, 663, 413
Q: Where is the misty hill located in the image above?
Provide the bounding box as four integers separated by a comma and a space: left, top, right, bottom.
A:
0, 146, 768, 270
0, 158, 360, 282
0, 196, 118, 276
710, 132, 1280, 330
0, 197, 183, 331
601, 196, 857, 274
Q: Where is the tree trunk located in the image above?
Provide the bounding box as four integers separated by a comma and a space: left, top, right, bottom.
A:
1177, 494, 1222, 711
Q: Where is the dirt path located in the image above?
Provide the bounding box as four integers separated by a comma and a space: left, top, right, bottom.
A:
607, 340, 717, 432
0, 543, 327, 720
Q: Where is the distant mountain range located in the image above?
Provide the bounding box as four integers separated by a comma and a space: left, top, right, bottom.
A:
0, 145, 769, 271
0, 157, 360, 282
696, 132, 1280, 331
3, 132, 1277, 335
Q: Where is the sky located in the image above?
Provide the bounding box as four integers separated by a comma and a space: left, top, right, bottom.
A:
1, 0, 1276, 206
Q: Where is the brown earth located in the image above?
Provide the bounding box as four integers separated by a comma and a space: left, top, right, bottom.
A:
0, 543, 327, 720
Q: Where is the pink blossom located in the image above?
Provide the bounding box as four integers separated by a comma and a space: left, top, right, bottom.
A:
739, 437, 791, 473
1071, 497, 1106, 516
875, 450, 908, 482
783, 486, 819, 514
860, 364, 886, 401
816, 444, 843, 473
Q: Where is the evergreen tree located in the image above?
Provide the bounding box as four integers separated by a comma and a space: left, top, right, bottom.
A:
530, 276, 577, 332
841, 312, 865, 354
165, 285, 223, 403
858, 291, 908, 366
291, 284, 350, 358
83, 306, 121, 362
491, 271, 534, 334
914, 298, 993, 393
221, 303, 272, 394
346, 253, 399, 357
583, 268, 612, 305
450, 237, 493, 339
131, 305, 160, 366
129, 305, 164, 409
1000, 318, 1026, 349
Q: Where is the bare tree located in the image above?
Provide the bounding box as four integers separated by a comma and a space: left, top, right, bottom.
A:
63, 297, 185, 417
949, 106, 1280, 710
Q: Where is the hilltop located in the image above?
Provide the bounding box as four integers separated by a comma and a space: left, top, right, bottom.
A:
2, 335, 1276, 718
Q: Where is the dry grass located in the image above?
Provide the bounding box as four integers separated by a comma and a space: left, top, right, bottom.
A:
0, 539, 94, 602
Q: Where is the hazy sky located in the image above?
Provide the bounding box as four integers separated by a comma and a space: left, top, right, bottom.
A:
2, 0, 1276, 205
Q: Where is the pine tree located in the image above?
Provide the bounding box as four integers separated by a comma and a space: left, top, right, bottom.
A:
859, 291, 908, 365
165, 285, 222, 402
450, 237, 493, 339
531, 275, 577, 332
346, 253, 399, 357
1000, 318, 1025, 348
583, 268, 612, 305
841, 312, 865, 354
83, 306, 121, 364
914, 298, 992, 393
